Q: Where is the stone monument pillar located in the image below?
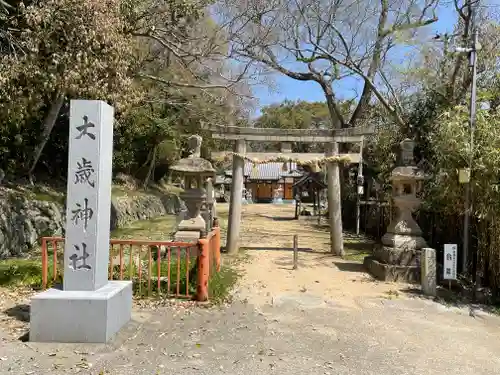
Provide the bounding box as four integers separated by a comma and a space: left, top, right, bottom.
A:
364, 139, 427, 282
171, 135, 216, 242
30, 100, 132, 343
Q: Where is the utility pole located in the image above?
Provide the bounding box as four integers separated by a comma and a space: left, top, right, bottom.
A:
459, 1, 479, 276
355, 138, 364, 235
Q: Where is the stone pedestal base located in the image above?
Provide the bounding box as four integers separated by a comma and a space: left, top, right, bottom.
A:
174, 230, 201, 242
176, 209, 188, 228
364, 256, 420, 283
177, 216, 205, 232
364, 244, 421, 283
373, 245, 420, 266
175, 214, 205, 242
30, 281, 132, 343
381, 232, 427, 250
273, 198, 283, 204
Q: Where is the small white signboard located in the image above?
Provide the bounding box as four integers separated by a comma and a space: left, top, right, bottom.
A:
443, 244, 458, 280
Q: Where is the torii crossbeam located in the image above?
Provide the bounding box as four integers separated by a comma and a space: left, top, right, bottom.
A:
204, 124, 374, 255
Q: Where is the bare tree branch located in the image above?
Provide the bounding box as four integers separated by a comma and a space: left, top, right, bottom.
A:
127, 0, 256, 101
241, 47, 316, 81
138, 69, 251, 96
378, 68, 405, 114
219, 0, 439, 128
350, 0, 389, 125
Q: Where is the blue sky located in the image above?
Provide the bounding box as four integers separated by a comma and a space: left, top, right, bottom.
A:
251, 5, 458, 117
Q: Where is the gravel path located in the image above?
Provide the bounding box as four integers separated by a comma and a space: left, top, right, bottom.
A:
1, 204, 500, 374
2, 296, 500, 375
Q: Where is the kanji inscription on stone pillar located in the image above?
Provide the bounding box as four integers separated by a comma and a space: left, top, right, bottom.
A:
64, 100, 114, 292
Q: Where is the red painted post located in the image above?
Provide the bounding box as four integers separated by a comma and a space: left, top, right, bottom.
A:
196, 239, 210, 302
156, 246, 161, 292
119, 244, 124, 280
214, 227, 221, 272
51, 239, 58, 281
41, 239, 48, 289
176, 247, 181, 296
109, 244, 114, 280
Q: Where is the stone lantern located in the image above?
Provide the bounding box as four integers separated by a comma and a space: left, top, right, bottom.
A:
364, 138, 427, 282
170, 135, 216, 241
273, 186, 284, 204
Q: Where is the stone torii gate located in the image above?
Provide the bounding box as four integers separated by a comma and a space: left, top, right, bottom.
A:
205, 124, 373, 255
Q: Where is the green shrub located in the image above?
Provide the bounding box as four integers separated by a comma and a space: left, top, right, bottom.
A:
109, 255, 198, 298
0, 251, 238, 304
0, 258, 62, 289
207, 266, 240, 304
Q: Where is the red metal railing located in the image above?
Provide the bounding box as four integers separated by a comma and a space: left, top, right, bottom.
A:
40, 226, 221, 302
108, 239, 199, 298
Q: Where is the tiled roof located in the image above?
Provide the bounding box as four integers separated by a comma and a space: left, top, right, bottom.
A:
215, 175, 226, 184
225, 162, 303, 181
292, 173, 327, 189
215, 175, 232, 184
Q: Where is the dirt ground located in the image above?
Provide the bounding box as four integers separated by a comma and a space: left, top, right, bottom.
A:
1, 203, 500, 374
221, 203, 404, 309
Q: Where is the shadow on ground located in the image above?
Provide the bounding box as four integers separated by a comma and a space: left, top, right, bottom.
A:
273, 255, 318, 270
4, 303, 30, 322
402, 286, 500, 316
3, 303, 31, 341
256, 214, 296, 221
238, 246, 318, 252
333, 261, 367, 273
344, 242, 374, 251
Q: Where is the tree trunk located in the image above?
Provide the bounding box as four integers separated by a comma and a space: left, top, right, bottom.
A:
143, 145, 157, 189
28, 92, 65, 183
349, 0, 388, 126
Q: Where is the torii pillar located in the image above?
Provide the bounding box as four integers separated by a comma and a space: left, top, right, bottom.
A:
205, 124, 373, 255
226, 140, 246, 254
326, 142, 343, 256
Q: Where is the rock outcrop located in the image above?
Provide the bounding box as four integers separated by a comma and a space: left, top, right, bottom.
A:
0, 196, 65, 257
110, 193, 182, 229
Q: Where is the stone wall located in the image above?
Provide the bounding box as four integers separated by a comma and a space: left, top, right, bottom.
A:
110, 193, 182, 229
0, 191, 181, 258
0, 196, 65, 258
